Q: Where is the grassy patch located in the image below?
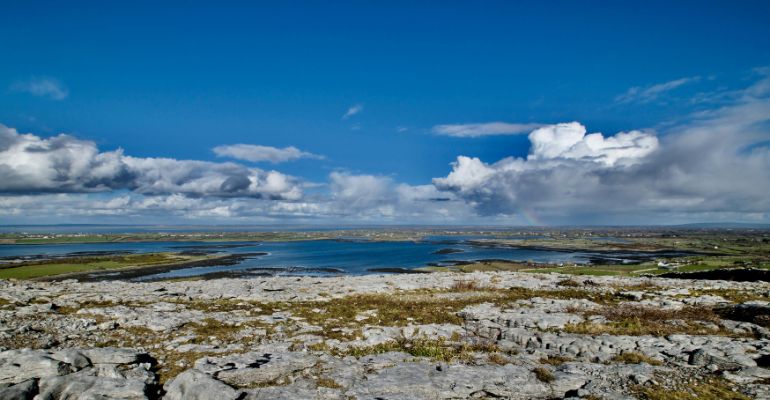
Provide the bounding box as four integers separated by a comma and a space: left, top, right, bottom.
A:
316, 377, 342, 389
611, 351, 662, 366
685, 288, 770, 304
716, 304, 770, 328
487, 353, 508, 365
533, 367, 554, 383
324, 337, 500, 363
178, 286, 629, 342
565, 305, 744, 337
432, 260, 535, 273
282, 286, 625, 339
451, 279, 485, 291
57, 300, 123, 315
612, 281, 659, 291
0, 252, 208, 280
632, 377, 751, 400
557, 278, 582, 287
540, 355, 574, 365
524, 266, 632, 276
189, 318, 239, 343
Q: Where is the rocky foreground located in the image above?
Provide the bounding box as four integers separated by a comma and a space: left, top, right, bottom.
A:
2, 272, 770, 399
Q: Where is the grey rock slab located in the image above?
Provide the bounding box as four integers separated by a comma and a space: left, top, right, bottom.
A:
78, 305, 204, 332
81, 348, 143, 365
50, 349, 91, 370
193, 352, 270, 374
349, 361, 551, 400
75, 364, 156, 386
723, 366, 770, 384
0, 379, 38, 400
0, 350, 71, 385
314, 355, 364, 389
163, 369, 241, 400
457, 302, 500, 321
689, 348, 747, 370
357, 352, 412, 371
213, 352, 318, 387
37, 375, 148, 400
241, 379, 342, 400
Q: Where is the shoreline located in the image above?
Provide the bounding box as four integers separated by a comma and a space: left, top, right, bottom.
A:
33, 252, 267, 282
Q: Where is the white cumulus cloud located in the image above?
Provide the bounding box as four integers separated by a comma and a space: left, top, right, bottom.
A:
527, 122, 659, 166
213, 144, 323, 163
434, 74, 770, 224
0, 124, 303, 200
327, 171, 475, 221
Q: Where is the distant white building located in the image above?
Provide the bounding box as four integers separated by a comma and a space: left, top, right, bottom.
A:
657, 261, 680, 270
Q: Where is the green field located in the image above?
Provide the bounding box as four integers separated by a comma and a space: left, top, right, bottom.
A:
0, 252, 211, 280
423, 253, 770, 277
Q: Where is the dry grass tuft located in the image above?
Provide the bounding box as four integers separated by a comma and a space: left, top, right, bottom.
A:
540, 355, 574, 366
451, 280, 483, 291
611, 351, 662, 366
685, 288, 769, 304
632, 377, 750, 400
557, 278, 582, 287
566, 304, 744, 337
533, 367, 554, 383
316, 377, 343, 389
487, 353, 508, 365
613, 281, 659, 291
337, 336, 499, 363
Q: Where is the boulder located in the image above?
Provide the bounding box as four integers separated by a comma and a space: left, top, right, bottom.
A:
0, 350, 70, 385
37, 374, 148, 400
0, 379, 38, 400
81, 348, 142, 365
164, 369, 241, 400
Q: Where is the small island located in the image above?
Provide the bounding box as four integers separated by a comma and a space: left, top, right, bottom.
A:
432, 248, 465, 255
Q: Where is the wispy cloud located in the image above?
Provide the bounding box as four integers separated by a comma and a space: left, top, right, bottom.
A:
10, 77, 69, 100
432, 122, 543, 138
616, 76, 700, 104
213, 144, 324, 164
342, 104, 363, 119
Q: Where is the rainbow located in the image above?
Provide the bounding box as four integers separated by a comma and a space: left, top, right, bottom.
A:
518, 207, 543, 226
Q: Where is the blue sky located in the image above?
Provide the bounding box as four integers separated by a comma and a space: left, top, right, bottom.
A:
1, 1, 770, 225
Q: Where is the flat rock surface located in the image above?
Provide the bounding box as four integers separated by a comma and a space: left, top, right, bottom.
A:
1, 271, 770, 399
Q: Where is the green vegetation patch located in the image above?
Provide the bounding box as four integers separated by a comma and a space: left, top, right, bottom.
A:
0, 252, 207, 280
316, 377, 343, 389
180, 286, 629, 342
632, 377, 751, 400
539, 355, 574, 366
686, 288, 770, 304
312, 336, 501, 363
282, 286, 626, 339
565, 304, 747, 337
611, 351, 662, 366
533, 366, 555, 383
